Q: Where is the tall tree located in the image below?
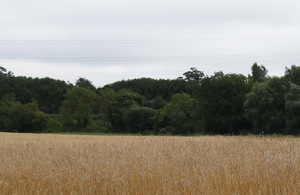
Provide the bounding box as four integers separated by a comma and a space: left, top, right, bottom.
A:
284, 65, 300, 85
249, 63, 268, 83
183, 67, 204, 83
104, 78, 188, 101
0, 75, 70, 114
124, 105, 156, 134
59, 87, 98, 131
0, 101, 48, 132
154, 93, 197, 135
198, 72, 251, 134
76, 77, 96, 90
285, 83, 300, 134
244, 77, 289, 134
0, 66, 13, 77
110, 89, 145, 132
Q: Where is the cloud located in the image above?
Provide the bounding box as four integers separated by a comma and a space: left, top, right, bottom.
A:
1, 0, 299, 27
0, 0, 300, 86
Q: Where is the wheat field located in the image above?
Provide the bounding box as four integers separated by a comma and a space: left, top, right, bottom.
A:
0, 133, 299, 194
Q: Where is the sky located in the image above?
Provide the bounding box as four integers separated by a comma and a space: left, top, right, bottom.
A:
1, 0, 300, 87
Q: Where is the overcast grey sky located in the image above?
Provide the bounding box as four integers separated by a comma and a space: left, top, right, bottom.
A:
1, 0, 300, 87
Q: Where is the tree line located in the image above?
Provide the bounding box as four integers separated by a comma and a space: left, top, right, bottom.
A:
0, 64, 299, 135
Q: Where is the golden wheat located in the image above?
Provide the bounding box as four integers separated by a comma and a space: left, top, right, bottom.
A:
0, 133, 299, 194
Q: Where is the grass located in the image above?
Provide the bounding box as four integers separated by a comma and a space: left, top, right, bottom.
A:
0, 133, 299, 194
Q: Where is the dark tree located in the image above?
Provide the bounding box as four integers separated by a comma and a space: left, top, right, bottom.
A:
249, 63, 268, 83
0, 66, 13, 77
124, 105, 156, 134
244, 77, 289, 134
284, 65, 300, 85
0, 101, 48, 132
76, 77, 96, 90
154, 93, 197, 135
59, 87, 98, 131
183, 67, 204, 83
110, 90, 145, 132
198, 72, 251, 134
285, 83, 300, 134
103, 78, 188, 101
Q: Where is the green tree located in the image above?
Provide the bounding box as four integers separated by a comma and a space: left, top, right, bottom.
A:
142, 95, 167, 110
154, 93, 197, 135
183, 67, 204, 83
0, 100, 11, 130
284, 65, 300, 85
32, 77, 71, 114
0, 66, 13, 77
249, 63, 268, 83
285, 83, 300, 134
110, 90, 145, 132
0, 101, 48, 132
97, 88, 117, 122
59, 87, 98, 131
104, 78, 188, 101
244, 77, 289, 134
124, 105, 156, 134
198, 72, 251, 134
75, 77, 96, 90
0, 75, 70, 114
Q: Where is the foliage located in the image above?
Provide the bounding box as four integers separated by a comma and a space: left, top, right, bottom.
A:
285, 83, 300, 134
0, 65, 300, 135
96, 88, 117, 124
0, 75, 70, 114
284, 65, 300, 85
142, 95, 167, 109
46, 118, 62, 133
104, 78, 188, 100
244, 77, 289, 134
183, 67, 204, 83
0, 66, 14, 77
198, 72, 251, 134
110, 90, 145, 132
83, 120, 111, 133
75, 77, 96, 90
249, 63, 268, 83
154, 93, 197, 135
59, 87, 98, 131
124, 105, 156, 134
0, 100, 48, 132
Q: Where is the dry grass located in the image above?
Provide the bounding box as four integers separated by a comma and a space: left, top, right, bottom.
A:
0, 133, 299, 194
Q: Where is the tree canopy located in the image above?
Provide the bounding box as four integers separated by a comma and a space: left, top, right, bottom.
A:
0, 65, 299, 135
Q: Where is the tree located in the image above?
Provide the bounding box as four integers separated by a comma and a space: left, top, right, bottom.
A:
198, 72, 251, 134
285, 83, 300, 134
110, 89, 145, 132
32, 77, 71, 114
124, 105, 156, 134
0, 101, 48, 132
0, 66, 13, 77
249, 63, 268, 83
154, 93, 197, 135
104, 78, 188, 101
284, 65, 300, 85
75, 77, 96, 90
183, 67, 204, 83
97, 88, 117, 121
244, 77, 289, 134
59, 87, 98, 131
142, 95, 167, 110
0, 75, 70, 114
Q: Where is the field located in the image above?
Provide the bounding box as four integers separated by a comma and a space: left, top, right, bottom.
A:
0, 133, 299, 194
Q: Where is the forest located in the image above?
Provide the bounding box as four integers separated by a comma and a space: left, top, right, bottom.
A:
0, 64, 299, 135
